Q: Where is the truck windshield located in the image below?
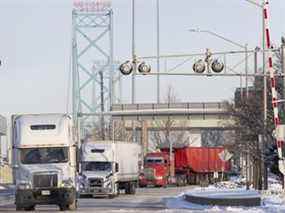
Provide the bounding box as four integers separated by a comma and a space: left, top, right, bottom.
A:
20, 147, 68, 164
83, 162, 112, 171
145, 157, 164, 164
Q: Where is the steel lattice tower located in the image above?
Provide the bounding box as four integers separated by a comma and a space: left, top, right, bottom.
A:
72, 6, 118, 138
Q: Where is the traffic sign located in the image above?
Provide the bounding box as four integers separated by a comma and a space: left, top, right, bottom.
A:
218, 149, 233, 162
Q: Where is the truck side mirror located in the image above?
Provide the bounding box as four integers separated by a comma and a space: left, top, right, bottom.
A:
115, 163, 119, 173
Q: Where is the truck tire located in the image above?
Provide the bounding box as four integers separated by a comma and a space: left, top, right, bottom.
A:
15, 204, 23, 211
108, 183, 119, 199
23, 205, 35, 211
125, 183, 130, 194
59, 198, 77, 211
129, 182, 136, 195
125, 182, 136, 194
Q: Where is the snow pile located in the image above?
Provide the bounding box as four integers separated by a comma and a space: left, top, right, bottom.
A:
164, 175, 285, 212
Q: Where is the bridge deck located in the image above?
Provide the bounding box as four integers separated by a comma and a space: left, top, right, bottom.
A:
110, 102, 230, 120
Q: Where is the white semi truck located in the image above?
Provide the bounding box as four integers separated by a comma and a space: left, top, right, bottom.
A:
12, 114, 77, 211
79, 140, 141, 197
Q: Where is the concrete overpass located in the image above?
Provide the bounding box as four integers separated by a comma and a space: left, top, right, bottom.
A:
109, 102, 235, 153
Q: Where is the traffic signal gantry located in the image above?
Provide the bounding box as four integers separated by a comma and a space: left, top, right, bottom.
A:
119, 48, 224, 76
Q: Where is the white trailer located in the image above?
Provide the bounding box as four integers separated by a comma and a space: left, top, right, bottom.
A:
12, 114, 77, 211
79, 140, 141, 197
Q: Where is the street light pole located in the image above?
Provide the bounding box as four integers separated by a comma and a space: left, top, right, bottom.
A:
156, 0, 161, 104
245, 44, 249, 97
132, 0, 136, 143
132, 0, 136, 105
244, 0, 267, 190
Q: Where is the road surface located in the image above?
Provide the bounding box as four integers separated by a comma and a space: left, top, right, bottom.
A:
0, 186, 195, 212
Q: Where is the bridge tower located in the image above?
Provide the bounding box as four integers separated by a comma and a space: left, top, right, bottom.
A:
72, 0, 120, 138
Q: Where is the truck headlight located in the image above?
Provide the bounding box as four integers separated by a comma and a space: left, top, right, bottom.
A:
156, 176, 163, 180
79, 183, 85, 189
61, 178, 74, 188
18, 182, 31, 190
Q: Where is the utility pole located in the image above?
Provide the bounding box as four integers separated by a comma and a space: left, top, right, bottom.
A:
281, 38, 285, 103
281, 39, 285, 188
132, 0, 137, 143
131, 0, 136, 105
262, 0, 268, 190
99, 71, 105, 140
156, 0, 160, 103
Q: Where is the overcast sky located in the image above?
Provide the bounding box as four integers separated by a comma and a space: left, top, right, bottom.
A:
0, 0, 285, 116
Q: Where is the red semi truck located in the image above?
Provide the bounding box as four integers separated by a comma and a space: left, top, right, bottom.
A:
139, 147, 231, 187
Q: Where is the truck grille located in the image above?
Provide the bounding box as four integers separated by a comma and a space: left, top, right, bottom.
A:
144, 168, 155, 180
88, 178, 103, 187
33, 174, 58, 188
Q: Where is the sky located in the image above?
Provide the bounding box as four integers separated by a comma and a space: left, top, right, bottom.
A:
0, 0, 285, 117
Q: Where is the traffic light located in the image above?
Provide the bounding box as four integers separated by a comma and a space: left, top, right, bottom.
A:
211, 59, 224, 73
193, 59, 206, 73
119, 61, 133, 75
138, 62, 151, 75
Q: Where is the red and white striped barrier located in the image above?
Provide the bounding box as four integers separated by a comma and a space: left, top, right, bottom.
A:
263, 1, 285, 172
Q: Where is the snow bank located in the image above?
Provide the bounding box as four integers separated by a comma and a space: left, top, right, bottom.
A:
164, 175, 285, 212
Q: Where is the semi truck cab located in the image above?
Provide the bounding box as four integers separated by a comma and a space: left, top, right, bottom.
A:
12, 114, 77, 211
79, 143, 119, 197
79, 141, 141, 197
139, 152, 169, 187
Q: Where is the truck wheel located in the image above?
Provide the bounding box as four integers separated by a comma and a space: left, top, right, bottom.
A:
68, 199, 77, 211
108, 184, 119, 199
15, 204, 23, 211
23, 205, 35, 211
125, 183, 130, 194
125, 182, 135, 194
129, 182, 136, 194
59, 199, 77, 211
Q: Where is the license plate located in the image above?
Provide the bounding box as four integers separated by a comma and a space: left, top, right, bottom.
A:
41, 190, 50, 196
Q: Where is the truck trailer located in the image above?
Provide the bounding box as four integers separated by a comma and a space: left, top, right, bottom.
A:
139, 147, 231, 187
12, 114, 77, 211
79, 140, 141, 197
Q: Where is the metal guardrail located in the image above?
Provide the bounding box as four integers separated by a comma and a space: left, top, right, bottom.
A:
79, 102, 230, 118
107, 102, 230, 120
111, 102, 228, 111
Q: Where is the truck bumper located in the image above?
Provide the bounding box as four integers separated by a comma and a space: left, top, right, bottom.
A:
140, 178, 167, 187
15, 187, 76, 207
80, 187, 112, 196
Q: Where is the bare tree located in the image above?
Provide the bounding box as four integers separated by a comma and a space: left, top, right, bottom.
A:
150, 86, 194, 150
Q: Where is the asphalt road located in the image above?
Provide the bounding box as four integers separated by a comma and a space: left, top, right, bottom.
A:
0, 186, 195, 212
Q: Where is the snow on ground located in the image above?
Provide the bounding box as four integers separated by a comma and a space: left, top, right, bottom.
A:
164, 175, 285, 212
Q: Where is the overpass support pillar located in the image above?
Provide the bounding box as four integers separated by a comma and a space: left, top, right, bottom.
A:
142, 120, 148, 156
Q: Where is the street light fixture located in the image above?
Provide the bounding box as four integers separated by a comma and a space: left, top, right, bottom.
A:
189, 28, 248, 96
189, 28, 246, 49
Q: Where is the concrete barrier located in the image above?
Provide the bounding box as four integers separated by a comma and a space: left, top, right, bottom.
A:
184, 190, 261, 207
